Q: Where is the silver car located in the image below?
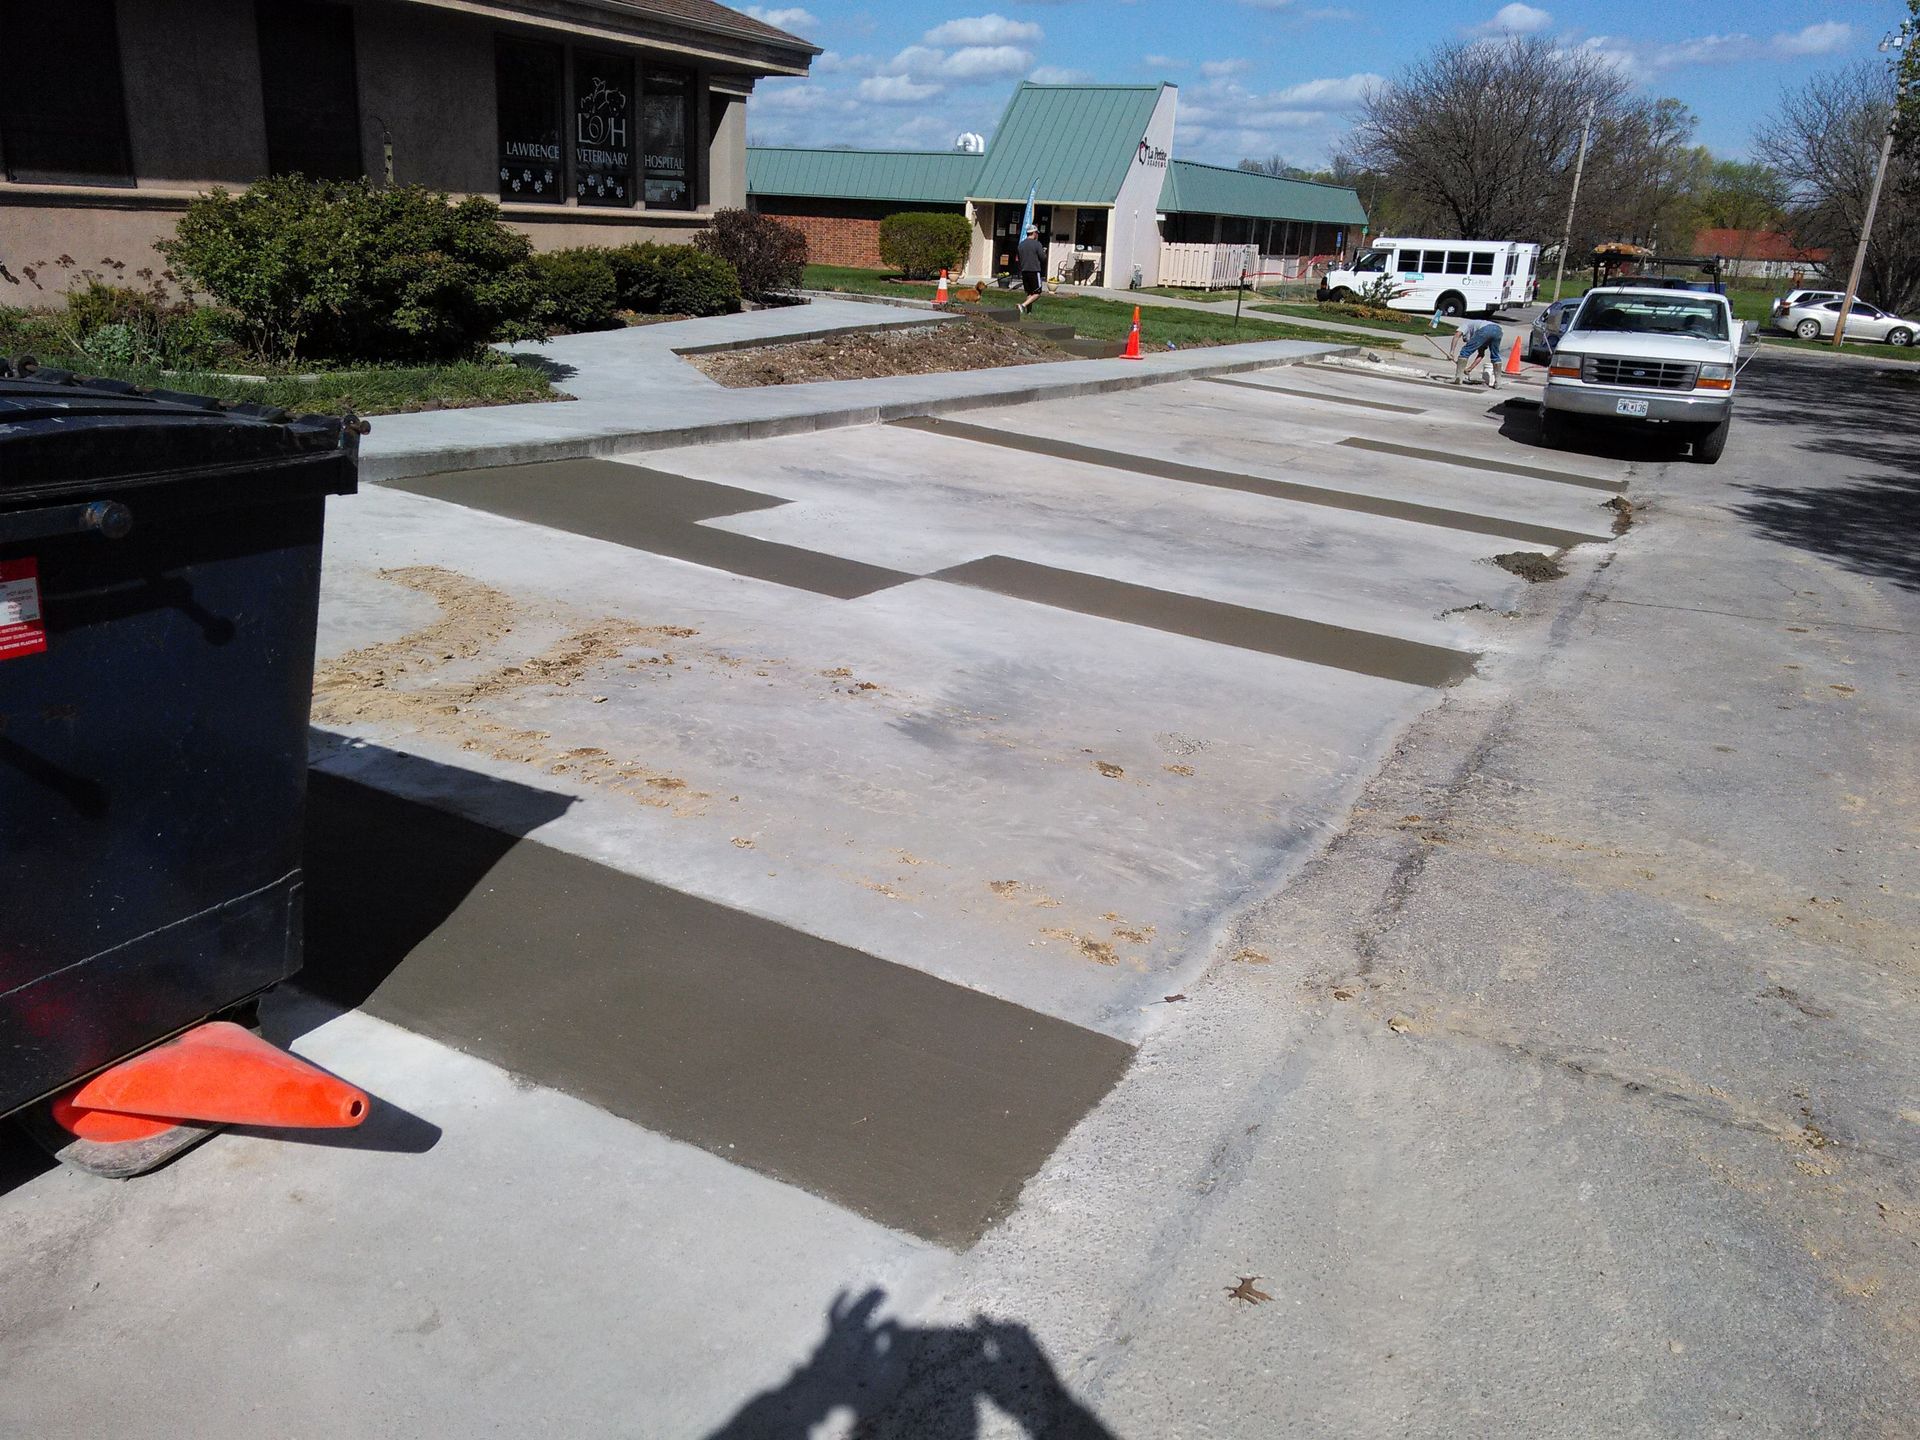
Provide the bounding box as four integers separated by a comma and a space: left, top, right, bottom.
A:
1527, 298, 1582, 363
1768, 288, 1841, 329
1781, 297, 1917, 346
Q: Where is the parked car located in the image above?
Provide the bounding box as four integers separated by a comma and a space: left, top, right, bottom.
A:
1540, 286, 1745, 464
1769, 289, 1843, 330
1527, 298, 1583, 363
1780, 297, 1916, 346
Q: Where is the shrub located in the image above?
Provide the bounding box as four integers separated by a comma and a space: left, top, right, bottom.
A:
158, 175, 544, 363
531, 248, 622, 333
691, 209, 806, 299
878, 212, 972, 279
607, 243, 741, 316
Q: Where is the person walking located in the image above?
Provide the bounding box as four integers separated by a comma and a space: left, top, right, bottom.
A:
1449, 316, 1503, 388
1017, 225, 1047, 316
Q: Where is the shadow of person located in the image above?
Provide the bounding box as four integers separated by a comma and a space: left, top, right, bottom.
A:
704, 1288, 1118, 1440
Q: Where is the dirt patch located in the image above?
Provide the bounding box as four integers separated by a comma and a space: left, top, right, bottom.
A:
690, 319, 1074, 387
1041, 927, 1119, 966
312, 566, 706, 810
1492, 550, 1567, 582
1604, 495, 1635, 534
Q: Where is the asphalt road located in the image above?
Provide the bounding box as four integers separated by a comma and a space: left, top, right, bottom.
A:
3, 349, 1912, 1437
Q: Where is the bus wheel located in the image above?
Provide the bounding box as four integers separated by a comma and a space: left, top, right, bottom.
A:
1437, 293, 1466, 317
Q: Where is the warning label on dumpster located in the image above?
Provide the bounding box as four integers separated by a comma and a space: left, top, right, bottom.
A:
0, 558, 48, 660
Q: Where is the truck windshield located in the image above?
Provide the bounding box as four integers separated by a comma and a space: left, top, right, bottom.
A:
1573, 293, 1728, 341
1350, 249, 1389, 273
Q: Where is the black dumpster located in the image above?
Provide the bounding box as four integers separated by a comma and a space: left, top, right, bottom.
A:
0, 365, 359, 1121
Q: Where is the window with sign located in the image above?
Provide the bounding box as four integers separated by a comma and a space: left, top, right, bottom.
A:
640, 66, 692, 208
0, 0, 134, 187
573, 51, 633, 206
496, 37, 564, 203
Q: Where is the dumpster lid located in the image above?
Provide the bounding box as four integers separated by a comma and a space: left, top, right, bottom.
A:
0, 363, 360, 509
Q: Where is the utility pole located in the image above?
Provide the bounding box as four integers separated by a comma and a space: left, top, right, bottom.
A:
1833, 20, 1913, 347
1552, 99, 1597, 303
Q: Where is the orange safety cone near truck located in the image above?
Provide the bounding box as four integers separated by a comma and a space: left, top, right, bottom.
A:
935, 269, 950, 306
1121, 306, 1142, 360
1504, 337, 1525, 376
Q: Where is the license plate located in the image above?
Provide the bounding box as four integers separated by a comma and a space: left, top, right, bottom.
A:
1615, 398, 1650, 417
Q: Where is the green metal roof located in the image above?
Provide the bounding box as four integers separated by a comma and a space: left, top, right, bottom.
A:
747, 147, 982, 204
1159, 160, 1367, 226
972, 83, 1168, 204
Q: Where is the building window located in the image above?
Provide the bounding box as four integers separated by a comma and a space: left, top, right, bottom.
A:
257, 0, 363, 180
496, 37, 564, 203
640, 66, 693, 208
573, 52, 633, 206
0, 0, 134, 187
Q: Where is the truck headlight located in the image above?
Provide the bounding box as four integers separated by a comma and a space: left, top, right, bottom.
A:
1696, 363, 1732, 391
1548, 351, 1582, 379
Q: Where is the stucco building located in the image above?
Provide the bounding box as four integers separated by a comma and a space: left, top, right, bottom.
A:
748, 81, 1367, 289
0, 0, 817, 296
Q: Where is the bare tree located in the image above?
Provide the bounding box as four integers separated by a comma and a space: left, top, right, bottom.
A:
1237, 155, 1290, 177
1756, 62, 1920, 312
1351, 36, 1694, 245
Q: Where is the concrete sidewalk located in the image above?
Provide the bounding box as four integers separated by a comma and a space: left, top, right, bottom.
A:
361, 297, 1348, 481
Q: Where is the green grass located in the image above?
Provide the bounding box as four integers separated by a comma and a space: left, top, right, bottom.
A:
1254, 302, 1441, 336
13, 353, 560, 415
1134, 286, 1236, 303
803, 264, 942, 298
1750, 332, 1919, 363
961, 288, 1343, 347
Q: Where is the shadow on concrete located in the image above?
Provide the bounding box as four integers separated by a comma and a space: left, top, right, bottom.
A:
1491, 398, 1691, 465
1729, 358, 1920, 591
290, 739, 577, 1033
503, 350, 579, 385
0, 1125, 57, 1198
704, 1289, 1118, 1439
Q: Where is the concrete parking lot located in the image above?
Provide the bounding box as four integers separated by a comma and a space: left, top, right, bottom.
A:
7, 348, 1912, 1438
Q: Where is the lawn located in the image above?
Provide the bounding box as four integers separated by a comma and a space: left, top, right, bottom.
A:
803, 264, 942, 299
961, 288, 1344, 348
7, 352, 560, 415
1255, 302, 1442, 336
1749, 332, 1919, 363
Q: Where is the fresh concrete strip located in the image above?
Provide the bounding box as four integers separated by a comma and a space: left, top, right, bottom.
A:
1339, 436, 1627, 493
894, 415, 1605, 549
932, 556, 1479, 688
301, 771, 1135, 1249
1202, 374, 1428, 414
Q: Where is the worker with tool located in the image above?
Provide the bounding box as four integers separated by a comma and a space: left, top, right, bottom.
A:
1449, 316, 1504, 388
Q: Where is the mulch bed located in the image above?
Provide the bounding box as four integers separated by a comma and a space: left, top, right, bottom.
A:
689, 319, 1074, 388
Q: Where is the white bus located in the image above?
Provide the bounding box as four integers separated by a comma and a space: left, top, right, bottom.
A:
1320, 238, 1539, 318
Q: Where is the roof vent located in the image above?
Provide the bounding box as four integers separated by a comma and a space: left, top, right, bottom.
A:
953, 132, 985, 154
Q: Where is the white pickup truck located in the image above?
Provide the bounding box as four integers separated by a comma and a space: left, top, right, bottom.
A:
1539, 286, 1745, 464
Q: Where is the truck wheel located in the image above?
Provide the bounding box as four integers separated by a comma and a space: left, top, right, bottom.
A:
1795, 318, 1822, 340
1692, 415, 1731, 465
1328, 287, 1353, 303
1888, 327, 1913, 347
1437, 293, 1465, 317
1538, 408, 1566, 449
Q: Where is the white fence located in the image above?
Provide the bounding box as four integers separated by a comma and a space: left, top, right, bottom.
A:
1158, 242, 1259, 290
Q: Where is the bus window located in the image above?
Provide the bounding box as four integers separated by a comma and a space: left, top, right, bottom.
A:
1351, 248, 1389, 273
1470, 252, 1495, 275
1445, 252, 1471, 274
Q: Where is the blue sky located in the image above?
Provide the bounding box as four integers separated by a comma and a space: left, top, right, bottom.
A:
741, 1, 1907, 167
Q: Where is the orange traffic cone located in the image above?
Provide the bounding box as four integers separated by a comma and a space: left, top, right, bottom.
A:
51, 1021, 369, 1144
935, 269, 950, 306
1503, 337, 1524, 376
1121, 306, 1142, 360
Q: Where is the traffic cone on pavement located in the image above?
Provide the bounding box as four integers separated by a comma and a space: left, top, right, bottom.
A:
1121, 306, 1142, 360
50, 1021, 370, 1143
1503, 337, 1525, 376
935, 269, 950, 306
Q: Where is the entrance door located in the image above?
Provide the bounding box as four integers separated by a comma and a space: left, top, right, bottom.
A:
992, 202, 1052, 278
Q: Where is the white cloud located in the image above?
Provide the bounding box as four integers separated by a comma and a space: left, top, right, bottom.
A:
941, 44, 1038, 79
1174, 69, 1381, 170
1646, 32, 1754, 68
1201, 58, 1253, 78
859, 74, 943, 103
1029, 65, 1094, 83
812, 51, 877, 74
1270, 72, 1382, 105
1474, 3, 1551, 35
742, 5, 817, 32
1772, 21, 1853, 57
1143, 54, 1187, 70
923, 13, 1044, 46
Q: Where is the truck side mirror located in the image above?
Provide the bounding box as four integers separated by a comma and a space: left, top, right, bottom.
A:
1733, 320, 1749, 348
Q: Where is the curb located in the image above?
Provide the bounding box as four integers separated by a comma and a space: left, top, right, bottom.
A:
362, 342, 1358, 483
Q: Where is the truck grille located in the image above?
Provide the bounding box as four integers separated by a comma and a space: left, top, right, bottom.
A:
1581, 357, 1699, 390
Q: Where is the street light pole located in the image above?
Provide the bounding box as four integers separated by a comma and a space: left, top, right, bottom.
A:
1552, 100, 1597, 303
1833, 20, 1913, 347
